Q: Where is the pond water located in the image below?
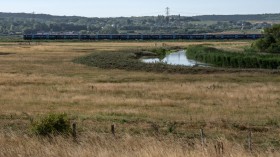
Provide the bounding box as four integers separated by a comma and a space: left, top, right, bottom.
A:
142, 50, 208, 67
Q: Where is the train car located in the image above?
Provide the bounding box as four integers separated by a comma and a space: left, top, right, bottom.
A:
63, 35, 79, 40
141, 35, 160, 40
32, 35, 47, 40
235, 34, 247, 39
109, 34, 129, 40
255, 34, 263, 39
110, 34, 119, 40
191, 35, 205, 40
97, 34, 111, 40
142, 35, 151, 40
161, 35, 174, 40
80, 35, 90, 40
89, 35, 96, 40
246, 34, 263, 39
174, 35, 190, 39
119, 35, 129, 40
23, 34, 33, 40
223, 34, 237, 39
150, 35, 160, 40
49, 35, 65, 40
128, 35, 142, 40
205, 34, 216, 39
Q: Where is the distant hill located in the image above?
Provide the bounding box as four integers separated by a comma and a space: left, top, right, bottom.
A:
0, 12, 85, 20
0, 12, 277, 36
2, 12, 279, 21
194, 14, 280, 21
0, 12, 55, 19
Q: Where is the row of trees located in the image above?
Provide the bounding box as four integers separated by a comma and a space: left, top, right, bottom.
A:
0, 12, 274, 35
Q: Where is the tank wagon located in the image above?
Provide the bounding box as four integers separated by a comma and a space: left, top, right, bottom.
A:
23, 34, 263, 40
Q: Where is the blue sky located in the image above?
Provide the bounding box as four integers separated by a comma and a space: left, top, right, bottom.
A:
1, 0, 279, 17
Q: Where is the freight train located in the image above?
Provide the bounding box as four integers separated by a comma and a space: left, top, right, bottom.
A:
23, 34, 263, 40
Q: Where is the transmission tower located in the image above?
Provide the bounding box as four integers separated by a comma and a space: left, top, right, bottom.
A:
30, 11, 35, 23
165, 7, 170, 29
165, 7, 170, 17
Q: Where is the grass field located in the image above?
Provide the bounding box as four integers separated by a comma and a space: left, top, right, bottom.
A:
0, 41, 280, 156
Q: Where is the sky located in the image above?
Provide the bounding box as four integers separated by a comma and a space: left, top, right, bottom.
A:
0, 0, 279, 17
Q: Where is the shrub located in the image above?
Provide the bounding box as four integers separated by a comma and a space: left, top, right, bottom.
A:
151, 48, 168, 58
253, 24, 280, 53
267, 42, 280, 54
32, 113, 71, 136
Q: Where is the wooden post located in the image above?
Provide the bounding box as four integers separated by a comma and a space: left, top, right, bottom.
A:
200, 128, 205, 146
72, 122, 77, 139
220, 142, 224, 154
248, 131, 252, 152
111, 124, 115, 136
215, 141, 224, 155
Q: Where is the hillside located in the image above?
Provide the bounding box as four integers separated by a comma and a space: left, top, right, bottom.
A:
0, 12, 278, 36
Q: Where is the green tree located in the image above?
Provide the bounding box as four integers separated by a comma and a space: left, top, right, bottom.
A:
253, 24, 280, 53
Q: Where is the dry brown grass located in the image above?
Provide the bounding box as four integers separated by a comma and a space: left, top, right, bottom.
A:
1, 131, 278, 157
0, 41, 280, 156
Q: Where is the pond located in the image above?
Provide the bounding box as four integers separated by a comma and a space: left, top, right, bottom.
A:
141, 50, 209, 67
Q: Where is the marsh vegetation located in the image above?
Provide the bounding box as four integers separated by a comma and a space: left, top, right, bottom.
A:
187, 45, 280, 69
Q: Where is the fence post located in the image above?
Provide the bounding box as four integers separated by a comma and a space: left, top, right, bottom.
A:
200, 128, 205, 146
248, 130, 252, 152
72, 122, 77, 139
111, 124, 115, 136
215, 141, 224, 155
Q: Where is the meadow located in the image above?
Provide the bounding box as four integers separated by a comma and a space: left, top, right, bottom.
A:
0, 41, 280, 157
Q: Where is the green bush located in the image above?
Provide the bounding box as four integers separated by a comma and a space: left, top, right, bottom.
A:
32, 113, 71, 136
253, 24, 280, 53
151, 48, 168, 58
267, 42, 280, 54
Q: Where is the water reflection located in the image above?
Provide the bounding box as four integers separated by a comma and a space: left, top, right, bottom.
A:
142, 50, 208, 67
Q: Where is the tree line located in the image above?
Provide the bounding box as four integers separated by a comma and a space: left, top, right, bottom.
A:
0, 12, 278, 35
